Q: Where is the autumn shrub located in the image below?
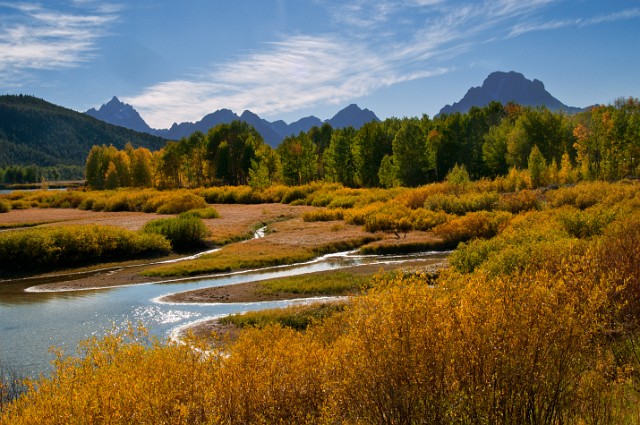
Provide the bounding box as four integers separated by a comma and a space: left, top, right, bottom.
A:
208, 325, 328, 424
359, 239, 450, 255
327, 195, 358, 209
0, 360, 27, 413
199, 185, 263, 204
496, 188, 540, 213
302, 208, 345, 222
431, 210, 511, 245
424, 191, 499, 215
0, 225, 170, 271
558, 205, 618, 238
24, 190, 87, 209
493, 167, 531, 192
0, 327, 219, 425
142, 215, 208, 252
343, 201, 388, 226
0, 199, 10, 213
449, 209, 575, 275
592, 216, 640, 330
544, 181, 639, 210
409, 208, 451, 231
394, 182, 451, 209
257, 184, 291, 203
10, 200, 31, 210
321, 269, 610, 424
146, 191, 207, 214
280, 186, 309, 204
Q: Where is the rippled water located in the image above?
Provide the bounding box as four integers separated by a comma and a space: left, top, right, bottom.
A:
0, 251, 446, 377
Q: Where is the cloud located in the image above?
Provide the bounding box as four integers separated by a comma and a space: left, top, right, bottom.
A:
509, 7, 640, 37
0, 2, 118, 84
127, 35, 448, 128
126, 0, 638, 128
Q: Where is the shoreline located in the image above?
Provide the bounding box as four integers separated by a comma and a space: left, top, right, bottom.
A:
158, 259, 447, 304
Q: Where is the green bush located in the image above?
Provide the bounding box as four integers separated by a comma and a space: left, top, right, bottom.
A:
179, 207, 220, 219
0, 199, 10, 213
0, 225, 170, 272
142, 216, 209, 252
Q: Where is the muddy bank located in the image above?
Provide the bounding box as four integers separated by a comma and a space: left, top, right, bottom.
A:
160, 259, 447, 305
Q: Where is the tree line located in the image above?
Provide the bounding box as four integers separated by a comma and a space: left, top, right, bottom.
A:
0, 165, 83, 186
84, 98, 640, 190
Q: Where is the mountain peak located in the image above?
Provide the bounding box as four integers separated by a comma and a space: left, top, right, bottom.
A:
328, 104, 380, 129
439, 71, 580, 115
85, 96, 153, 134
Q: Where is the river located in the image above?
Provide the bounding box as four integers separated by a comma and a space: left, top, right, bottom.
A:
0, 251, 447, 377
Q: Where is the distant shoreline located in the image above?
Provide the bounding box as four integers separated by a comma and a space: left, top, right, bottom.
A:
0, 180, 85, 190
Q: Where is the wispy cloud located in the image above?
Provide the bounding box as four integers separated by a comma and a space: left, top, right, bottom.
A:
509, 7, 640, 37
127, 35, 451, 128
0, 2, 119, 84
126, 0, 639, 127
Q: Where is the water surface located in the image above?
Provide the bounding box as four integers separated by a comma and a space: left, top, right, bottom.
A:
0, 251, 446, 376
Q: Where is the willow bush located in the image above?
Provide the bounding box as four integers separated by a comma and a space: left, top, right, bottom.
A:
142, 215, 209, 252
0, 225, 170, 271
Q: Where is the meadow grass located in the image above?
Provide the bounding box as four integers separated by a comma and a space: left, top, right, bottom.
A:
256, 271, 370, 296
219, 302, 347, 331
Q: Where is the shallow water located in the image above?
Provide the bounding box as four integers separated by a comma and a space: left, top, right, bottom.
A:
0, 251, 447, 377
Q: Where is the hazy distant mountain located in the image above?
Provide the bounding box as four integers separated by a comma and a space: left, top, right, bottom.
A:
286, 116, 323, 136
85, 96, 155, 134
160, 109, 239, 140
239, 110, 284, 147
86, 101, 380, 147
439, 71, 582, 115
0, 95, 166, 168
327, 104, 380, 129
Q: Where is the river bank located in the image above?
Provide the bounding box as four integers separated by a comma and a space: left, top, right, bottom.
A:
1, 203, 448, 291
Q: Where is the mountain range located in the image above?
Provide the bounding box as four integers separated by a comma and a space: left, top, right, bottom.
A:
2, 71, 587, 169
86, 99, 380, 147
87, 71, 582, 146
438, 71, 582, 115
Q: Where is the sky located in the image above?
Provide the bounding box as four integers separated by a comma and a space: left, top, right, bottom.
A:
1, 0, 639, 129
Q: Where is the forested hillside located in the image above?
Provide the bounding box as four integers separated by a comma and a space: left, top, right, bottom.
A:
0, 95, 167, 169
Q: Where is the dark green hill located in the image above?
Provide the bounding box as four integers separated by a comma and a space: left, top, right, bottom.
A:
0, 95, 167, 167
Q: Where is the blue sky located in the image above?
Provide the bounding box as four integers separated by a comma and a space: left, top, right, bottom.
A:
1, 1, 639, 129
